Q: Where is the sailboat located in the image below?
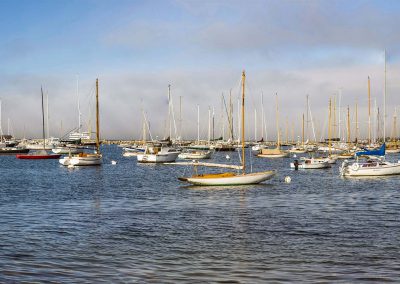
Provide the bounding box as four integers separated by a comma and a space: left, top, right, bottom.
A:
258, 94, 289, 158
340, 50, 400, 177
59, 79, 102, 166
16, 88, 61, 159
178, 71, 276, 186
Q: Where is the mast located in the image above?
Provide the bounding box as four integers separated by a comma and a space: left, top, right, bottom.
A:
168, 84, 171, 139
347, 105, 351, 144
95, 78, 100, 154
241, 70, 246, 174
328, 98, 332, 155
338, 89, 342, 142
179, 96, 182, 141
254, 108, 257, 142
275, 93, 280, 148
208, 106, 211, 144
368, 76, 371, 144
302, 113, 305, 147
384, 50, 387, 143
41, 87, 46, 150
46, 91, 49, 139
261, 92, 264, 140
197, 104, 200, 144
355, 100, 358, 144
306, 95, 309, 141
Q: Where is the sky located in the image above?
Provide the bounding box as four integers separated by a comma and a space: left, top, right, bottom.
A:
0, 0, 400, 141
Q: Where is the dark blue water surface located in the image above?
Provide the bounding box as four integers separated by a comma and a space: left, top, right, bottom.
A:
1, 145, 400, 283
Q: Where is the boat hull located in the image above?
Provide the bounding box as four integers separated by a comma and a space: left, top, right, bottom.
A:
180, 170, 276, 186
178, 151, 212, 159
341, 161, 400, 176
16, 154, 61, 159
137, 152, 179, 163
0, 148, 30, 155
258, 153, 289, 158
59, 155, 102, 166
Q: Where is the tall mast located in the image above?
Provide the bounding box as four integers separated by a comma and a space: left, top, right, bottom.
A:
261, 92, 264, 140
338, 89, 342, 141
208, 106, 211, 144
46, 91, 49, 139
254, 108, 257, 142
347, 105, 351, 144
306, 95, 309, 141
95, 79, 100, 154
179, 96, 182, 141
333, 95, 336, 140
41, 87, 46, 150
302, 113, 305, 147
168, 84, 171, 139
355, 100, 358, 144
368, 76, 371, 144
229, 89, 233, 141
328, 98, 332, 155
384, 50, 387, 143
197, 104, 200, 144
275, 93, 280, 148
241, 70, 246, 174
212, 106, 215, 142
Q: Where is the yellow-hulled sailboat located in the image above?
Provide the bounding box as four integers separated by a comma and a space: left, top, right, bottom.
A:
177, 71, 276, 186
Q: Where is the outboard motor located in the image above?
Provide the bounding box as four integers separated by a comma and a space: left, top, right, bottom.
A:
293, 159, 299, 170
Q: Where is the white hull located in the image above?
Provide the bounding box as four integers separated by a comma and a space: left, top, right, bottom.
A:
341, 160, 400, 176
181, 170, 276, 186
60, 154, 102, 166
178, 151, 212, 159
258, 152, 289, 158
26, 144, 54, 150
52, 147, 84, 154
137, 152, 179, 163
290, 161, 330, 169
386, 149, 400, 154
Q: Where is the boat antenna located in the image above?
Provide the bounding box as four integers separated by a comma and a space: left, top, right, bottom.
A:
41, 86, 46, 150
96, 78, 100, 154
241, 70, 246, 174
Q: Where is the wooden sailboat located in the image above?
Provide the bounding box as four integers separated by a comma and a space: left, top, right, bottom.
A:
59, 79, 102, 166
178, 71, 276, 186
16, 88, 61, 159
258, 94, 289, 158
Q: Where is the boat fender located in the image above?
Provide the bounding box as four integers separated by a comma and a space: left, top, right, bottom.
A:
351, 163, 359, 171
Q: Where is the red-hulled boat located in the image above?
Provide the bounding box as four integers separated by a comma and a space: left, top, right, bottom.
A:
16, 87, 61, 160
16, 150, 61, 159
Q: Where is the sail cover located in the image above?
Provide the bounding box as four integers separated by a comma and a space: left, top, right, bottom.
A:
355, 143, 385, 157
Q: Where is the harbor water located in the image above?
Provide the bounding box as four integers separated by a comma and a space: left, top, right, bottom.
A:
1, 145, 400, 282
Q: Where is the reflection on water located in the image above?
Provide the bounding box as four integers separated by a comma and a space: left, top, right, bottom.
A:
0, 145, 400, 282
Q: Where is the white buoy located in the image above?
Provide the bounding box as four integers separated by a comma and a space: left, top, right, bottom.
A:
111, 160, 117, 165
226, 155, 230, 160
293, 154, 297, 158
284, 176, 291, 183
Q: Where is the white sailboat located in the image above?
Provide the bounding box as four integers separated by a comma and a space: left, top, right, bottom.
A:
59, 79, 102, 166
178, 71, 276, 186
340, 51, 400, 177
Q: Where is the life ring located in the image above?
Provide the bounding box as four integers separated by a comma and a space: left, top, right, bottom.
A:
351, 163, 359, 171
